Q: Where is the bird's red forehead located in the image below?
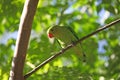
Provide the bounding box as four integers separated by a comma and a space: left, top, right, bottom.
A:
48, 33, 54, 38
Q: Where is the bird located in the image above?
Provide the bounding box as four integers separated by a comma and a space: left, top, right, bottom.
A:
47, 25, 86, 62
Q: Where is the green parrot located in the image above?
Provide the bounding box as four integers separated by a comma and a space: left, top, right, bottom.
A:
47, 25, 86, 62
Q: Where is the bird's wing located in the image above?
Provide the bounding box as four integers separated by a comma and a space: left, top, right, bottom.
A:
67, 26, 86, 61
55, 39, 63, 48
66, 26, 79, 40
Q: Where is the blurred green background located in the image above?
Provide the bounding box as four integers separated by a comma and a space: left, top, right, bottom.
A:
0, 0, 120, 80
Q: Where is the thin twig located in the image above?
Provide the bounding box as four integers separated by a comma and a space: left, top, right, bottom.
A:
24, 19, 120, 78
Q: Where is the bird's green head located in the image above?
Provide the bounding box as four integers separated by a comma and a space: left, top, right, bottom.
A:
47, 25, 62, 38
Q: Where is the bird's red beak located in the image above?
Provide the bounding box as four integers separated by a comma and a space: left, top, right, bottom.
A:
48, 33, 54, 38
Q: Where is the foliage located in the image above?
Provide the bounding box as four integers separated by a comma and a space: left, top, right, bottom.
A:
0, 0, 120, 80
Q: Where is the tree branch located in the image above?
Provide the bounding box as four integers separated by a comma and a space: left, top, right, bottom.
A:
24, 18, 120, 79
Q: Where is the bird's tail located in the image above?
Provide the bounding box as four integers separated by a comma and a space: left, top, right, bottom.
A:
73, 44, 86, 62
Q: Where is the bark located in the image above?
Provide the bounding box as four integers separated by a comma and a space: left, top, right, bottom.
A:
9, 0, 39, 80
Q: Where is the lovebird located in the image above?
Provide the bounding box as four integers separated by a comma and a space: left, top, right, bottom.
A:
47, 25, 86, 62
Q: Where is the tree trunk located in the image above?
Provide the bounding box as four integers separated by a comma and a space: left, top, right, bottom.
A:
9, 0, 39, 80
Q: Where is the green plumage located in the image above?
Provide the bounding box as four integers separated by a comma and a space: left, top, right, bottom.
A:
47, 25, 86, 61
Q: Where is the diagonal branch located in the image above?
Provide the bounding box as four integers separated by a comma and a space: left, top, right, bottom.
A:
24, 18, 120, 79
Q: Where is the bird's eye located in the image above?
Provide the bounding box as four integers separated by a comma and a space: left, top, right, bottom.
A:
51, 29, 54, 31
